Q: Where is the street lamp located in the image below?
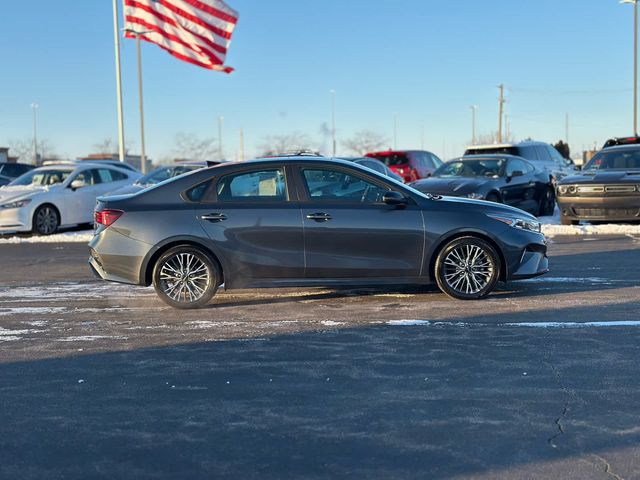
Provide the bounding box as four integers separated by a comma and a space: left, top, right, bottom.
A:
30, 103, 38, 165
622, 0, 638, 135
470, 105, 478, 145
330, 89, 336, 157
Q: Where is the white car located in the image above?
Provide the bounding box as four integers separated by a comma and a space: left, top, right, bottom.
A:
0, 162, 141, 235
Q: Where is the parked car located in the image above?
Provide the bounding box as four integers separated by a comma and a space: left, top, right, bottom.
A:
365, 150, 443, 183
464, 141, 575, 181
43, 159, 141, 173
338, 157, 405, 183
107, 161, 212, 195
89, 156, 548, 308
602, 136, 640, 148
0, 162, 34, 187
0, 162, 141, 235
556, 144, 640, 225
410, 155, 556, 216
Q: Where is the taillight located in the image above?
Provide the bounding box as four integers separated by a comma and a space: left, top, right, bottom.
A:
95, 209, 123, 227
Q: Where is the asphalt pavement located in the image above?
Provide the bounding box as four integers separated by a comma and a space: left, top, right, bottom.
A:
1, 235, 640, 479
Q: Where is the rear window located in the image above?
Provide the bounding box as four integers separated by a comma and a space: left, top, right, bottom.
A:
368, 153, 410, 167
464, 147, 519, 156
584, 148, 640, 170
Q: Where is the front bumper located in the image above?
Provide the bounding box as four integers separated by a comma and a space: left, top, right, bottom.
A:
558, 195, 640, 222
0, 206, 31, 233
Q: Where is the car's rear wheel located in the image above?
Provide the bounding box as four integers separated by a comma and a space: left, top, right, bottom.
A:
33, 204, 59, 235
435, 236, 500, 300
152, 245, 220, 309
538, 187, 555, 216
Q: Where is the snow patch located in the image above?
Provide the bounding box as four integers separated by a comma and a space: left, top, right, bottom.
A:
520, 276, 613, 284
0, 231, 94, 245
56, 335, 128, 342
321, 320, 344, 326
0, 307, 66, 316
543, 224, 640, 237
387, 320, 432, 326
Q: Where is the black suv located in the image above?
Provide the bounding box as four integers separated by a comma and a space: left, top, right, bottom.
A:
0, 162, 34, 187
464, 141, 575, 182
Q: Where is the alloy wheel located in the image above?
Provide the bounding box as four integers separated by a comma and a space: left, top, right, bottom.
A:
443, 244, 494, 295
34, 206, 59, 235
158, 252, 211, 304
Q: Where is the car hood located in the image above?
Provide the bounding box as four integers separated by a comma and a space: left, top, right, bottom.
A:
560, 170, 640, 184
0, 185, 57, 204
412, 177, 492, 194
431, 194, 538, 221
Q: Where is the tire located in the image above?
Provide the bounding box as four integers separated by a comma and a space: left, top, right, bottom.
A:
434, 236, 501, 300
33, 204, 60, 235
485, 193, 500, 203
538, 187, 555, 216
560, 216, 578, 226
152, 245, 220, 309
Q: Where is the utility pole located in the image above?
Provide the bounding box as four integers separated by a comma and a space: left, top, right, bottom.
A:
31, 103, 38, 165
622, 0, 638, 135
505, 114, 510, 141
112, 0, 125, 163
239, 128, 245, 161
421, 124, 425, 150
330, 89, 336, 156
565, 112, 569, 145
393, 113, 398, 149
218, 116, 224, 160
470, 105, 477, 145
497, 84, 505, 143
136, 34, 147, 173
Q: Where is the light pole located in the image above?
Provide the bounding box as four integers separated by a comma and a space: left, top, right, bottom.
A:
470, 105, 478, 145
393, 113, 398, 149
218, 116, 224, 160
31, 103, 38, 165
330, 89, 336, 157
622, 0, 638, 135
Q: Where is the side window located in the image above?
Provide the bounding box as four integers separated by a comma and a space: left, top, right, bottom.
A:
217, 169, 287, 202
548, 146, 565, 165
99, 169, 128, 183
536, 146, 552, 162
517, 146, 538, 161
429, 153, 444, 168
2, 164, 20, 177
359, 160, 385, 174
506, 159, 527, 176
74, 169, 101, 186
302, 168, 390, 204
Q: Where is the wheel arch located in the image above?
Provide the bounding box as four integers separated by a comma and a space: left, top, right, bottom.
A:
141, 236, 225, 287
427, 230, 508, 282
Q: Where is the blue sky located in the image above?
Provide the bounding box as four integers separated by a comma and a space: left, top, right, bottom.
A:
0, 1, 636, 161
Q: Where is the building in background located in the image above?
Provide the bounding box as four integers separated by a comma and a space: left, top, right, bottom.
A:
0, 147, 20, 164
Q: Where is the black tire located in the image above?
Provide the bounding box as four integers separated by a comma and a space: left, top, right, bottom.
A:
152, 245, 220, 309
33, 204, 60, 235
560, 216, 578, 226
434, 236, 501, 300
538, 187, 556, 216
485, 193, 500, 203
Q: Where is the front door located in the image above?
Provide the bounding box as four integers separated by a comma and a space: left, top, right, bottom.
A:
297, 166, 424, 279
194, 167, 304, 285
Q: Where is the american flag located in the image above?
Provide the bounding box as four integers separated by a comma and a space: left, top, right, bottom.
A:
123, 0, 239, 73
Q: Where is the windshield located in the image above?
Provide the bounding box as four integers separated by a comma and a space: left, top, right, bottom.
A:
584, 149, 640, 171
9, 169, 72, 186
136, 165, 199, 185
435, 159, 504, 178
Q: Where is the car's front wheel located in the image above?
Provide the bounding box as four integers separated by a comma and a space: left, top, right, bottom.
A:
434, 236, 501, 300
152, 245, 220, 309
33, 204, 60, 235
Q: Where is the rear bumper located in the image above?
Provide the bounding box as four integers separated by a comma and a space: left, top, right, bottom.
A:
88, 227, 153, 285
558, 196, 640, 221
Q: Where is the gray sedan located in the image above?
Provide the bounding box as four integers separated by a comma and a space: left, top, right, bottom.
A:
89, 157, 548, 308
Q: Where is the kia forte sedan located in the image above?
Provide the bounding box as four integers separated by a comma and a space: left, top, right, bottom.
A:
89, 157, 548, 308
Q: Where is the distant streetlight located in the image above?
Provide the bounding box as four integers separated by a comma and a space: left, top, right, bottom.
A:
31, 103, 39, 165
330, 89, 336, 157
393, 113, 398, 149
622, 0, 638, 135
470, 105, 478, 145
218, 116, 224, 160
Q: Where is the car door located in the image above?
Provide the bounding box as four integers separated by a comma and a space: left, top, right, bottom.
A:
501, 159, 537, 212
297, 165, 424, 279
65, 168, 105, 224
194, 166, 305, 284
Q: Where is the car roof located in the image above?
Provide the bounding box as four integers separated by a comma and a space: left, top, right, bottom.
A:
454, 154, 527, 162
465, 141, 548, 150
594, 144, 640, 152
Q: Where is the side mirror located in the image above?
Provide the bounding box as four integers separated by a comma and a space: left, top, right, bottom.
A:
383, 191, 409, 206
70, 179, 86, 190
511, 170, 524, 178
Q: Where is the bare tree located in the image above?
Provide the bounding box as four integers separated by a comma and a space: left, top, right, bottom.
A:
8, 138, 58, 164
473, 131, 515, 145
258, 132, 315, 156
93, 138, 133, 155
341, 130, 389, 156
173, 132, 218, 161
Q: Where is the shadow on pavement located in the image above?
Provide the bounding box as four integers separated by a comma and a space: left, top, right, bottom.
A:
2, 300, 640, 479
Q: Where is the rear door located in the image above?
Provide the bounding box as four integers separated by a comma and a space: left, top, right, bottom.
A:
296, 165, 424, 279
194, 166, 305, 283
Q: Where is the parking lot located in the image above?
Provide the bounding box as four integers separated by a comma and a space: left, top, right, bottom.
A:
0, 235, 639, 479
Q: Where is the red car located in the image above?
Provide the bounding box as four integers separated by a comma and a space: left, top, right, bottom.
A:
365, 150, 443, 183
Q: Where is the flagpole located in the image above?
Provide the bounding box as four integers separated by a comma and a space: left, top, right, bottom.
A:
112, 0, 125, 163
136, 34, 147, 173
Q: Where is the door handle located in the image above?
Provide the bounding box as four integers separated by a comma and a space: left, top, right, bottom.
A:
306, 212, 332, 222
200, 213, 227, 222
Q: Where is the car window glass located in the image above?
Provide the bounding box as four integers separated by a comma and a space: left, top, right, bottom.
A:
302, 168, 390, 203
98, 169, 127, 183
75, 169, 101, 185
217, 169, 287, 202
516, 146, 538, 161
535, 146, 551, 162
584, 149, 640, 170
110, 169, 128, 181
2, 164, 22, 177
10, 169, 72, 186
506, 159, 527, 176
358, 160, 385, 174
430, 153, 444, 168
368, 153, 409, 167
436, 159, 503, 178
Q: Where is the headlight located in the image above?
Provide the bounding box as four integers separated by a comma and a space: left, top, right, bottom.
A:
466, 193, 484, 199
0, 199, 32, 209
487, 213, 541, 233
558, 184, 576, 195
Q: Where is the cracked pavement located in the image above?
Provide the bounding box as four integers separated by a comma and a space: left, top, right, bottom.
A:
1, 236, 640, 479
